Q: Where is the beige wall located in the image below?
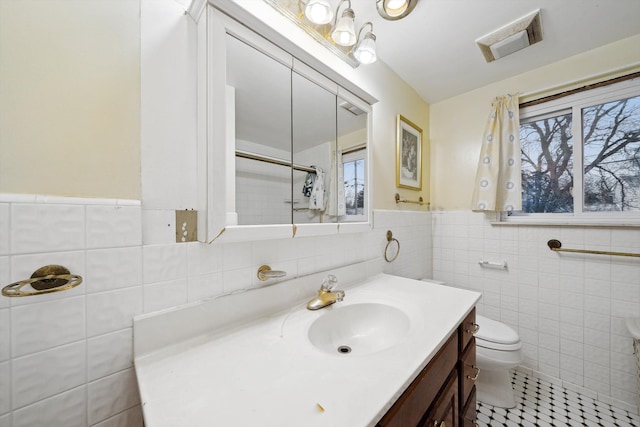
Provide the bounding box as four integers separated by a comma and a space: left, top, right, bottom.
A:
430, 34, 640, 211
0, 0, 141, 199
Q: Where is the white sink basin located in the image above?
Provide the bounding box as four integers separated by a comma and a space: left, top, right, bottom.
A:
307, 303, 410, 355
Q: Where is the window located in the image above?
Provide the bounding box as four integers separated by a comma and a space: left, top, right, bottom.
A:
509, 78, 640, 222
342, 149, 366, 221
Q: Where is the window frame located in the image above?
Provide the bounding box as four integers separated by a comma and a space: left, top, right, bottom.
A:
341, 148, 367, 222
501, 77, 640, 225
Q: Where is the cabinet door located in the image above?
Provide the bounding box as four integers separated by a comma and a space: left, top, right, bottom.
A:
461, 387, 477, 427
420, 371, 458, 427
377, 333, 458, 427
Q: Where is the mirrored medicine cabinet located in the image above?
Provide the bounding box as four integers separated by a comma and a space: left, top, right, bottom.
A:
193, 2, 376, 243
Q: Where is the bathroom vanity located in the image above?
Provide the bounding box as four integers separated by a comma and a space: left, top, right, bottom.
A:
133, 260, 480, 427
377, 308, 478, 427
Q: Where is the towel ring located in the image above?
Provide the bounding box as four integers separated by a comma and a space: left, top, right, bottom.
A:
384, 230, 400, 263
2, 265, 83, 297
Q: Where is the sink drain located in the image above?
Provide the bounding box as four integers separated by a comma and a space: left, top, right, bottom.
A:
337, 345, 352, 354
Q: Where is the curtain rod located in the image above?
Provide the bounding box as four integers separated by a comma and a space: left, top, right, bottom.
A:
519, 61, 640, 103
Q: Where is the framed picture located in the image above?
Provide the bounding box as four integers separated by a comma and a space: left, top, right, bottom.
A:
396, 115, 423, 190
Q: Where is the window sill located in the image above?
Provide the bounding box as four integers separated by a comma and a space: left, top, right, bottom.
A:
492, 218, 640, 228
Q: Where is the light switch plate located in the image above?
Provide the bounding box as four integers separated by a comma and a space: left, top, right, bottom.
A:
175, 210, 197, 243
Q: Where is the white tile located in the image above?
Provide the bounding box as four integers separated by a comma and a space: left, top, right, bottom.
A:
87, 288, 143, 337
222, 267, 253, 294
611, 280, 640, 302
584, 312, 610, 333
187, 272, 223, 302
85, 247, 142, 293
143, 278, 187, 313
92, 405, 143, 427
12, 341, 85, 408
0, 310, 9, 362
610, 262, 640, 285
9, 251, 85, 306
141, 209, 175, 245
88, 368, 140, 425
611, 298, 639, 318
611, 228, 640, 250
0, 204, 9, 256
142, 244, 187, 284
0, 257, 8, 309
11, 296, 85, 357
10, 204, 84, 254
560, 338, 584, 359
86, 205, 142, 249
187, 241, 222, 276
584, 295, 610, 315
12, 386, 86, 427
0, 361, 9, 415
88, 329, 133, 382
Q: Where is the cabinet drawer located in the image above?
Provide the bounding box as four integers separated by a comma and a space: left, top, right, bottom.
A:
378, 332, 458, 427
419, 371, 459, 427
461, 386, 477, 427
460, 337, 477, 405
459, 308, 477, 352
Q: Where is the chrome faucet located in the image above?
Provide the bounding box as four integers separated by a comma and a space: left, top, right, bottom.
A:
306, 275, 345, 310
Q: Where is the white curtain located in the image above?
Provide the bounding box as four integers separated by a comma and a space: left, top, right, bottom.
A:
471, 94, 522, 212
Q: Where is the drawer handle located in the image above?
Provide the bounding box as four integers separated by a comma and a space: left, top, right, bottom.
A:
466, 322, 479, 334
432, 421, 445, 427
466, 365, 480, 381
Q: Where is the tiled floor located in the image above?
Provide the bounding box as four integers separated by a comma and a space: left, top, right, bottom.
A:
476, 370, 640, 427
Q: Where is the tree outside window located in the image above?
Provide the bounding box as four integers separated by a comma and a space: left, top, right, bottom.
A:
517, 80, 640, 217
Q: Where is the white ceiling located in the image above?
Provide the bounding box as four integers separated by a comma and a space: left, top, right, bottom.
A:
353, 0, 640, 103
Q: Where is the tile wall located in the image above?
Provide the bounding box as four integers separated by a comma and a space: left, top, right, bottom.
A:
0, 196, 431, 426
432, 210, 640, 413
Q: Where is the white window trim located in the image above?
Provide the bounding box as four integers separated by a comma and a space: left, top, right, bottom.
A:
502, 77, 640, 226
341, 149, 367, 222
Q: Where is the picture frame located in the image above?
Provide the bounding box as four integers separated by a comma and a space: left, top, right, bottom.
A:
396, 115, 423, 190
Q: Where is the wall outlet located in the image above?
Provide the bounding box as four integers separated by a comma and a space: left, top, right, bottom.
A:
175, 210, 197, 242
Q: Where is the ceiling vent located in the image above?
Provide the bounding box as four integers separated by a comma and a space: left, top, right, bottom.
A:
476, 9, 543, 63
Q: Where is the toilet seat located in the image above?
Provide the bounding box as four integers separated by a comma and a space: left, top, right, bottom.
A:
475, 315, 521, 351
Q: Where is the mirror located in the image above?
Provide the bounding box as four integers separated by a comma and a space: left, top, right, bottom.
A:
292, 71, 337, 224
197, 7, 372, 242
227, 35, 293, 225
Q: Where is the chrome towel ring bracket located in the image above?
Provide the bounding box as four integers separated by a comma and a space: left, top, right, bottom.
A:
2, 265, 83, 297
384, 230, 400, 263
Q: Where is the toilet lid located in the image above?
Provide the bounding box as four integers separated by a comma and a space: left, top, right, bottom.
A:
475, 315, 520, 345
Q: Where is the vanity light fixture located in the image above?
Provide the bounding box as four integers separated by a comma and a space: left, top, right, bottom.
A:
330, 0, 357, 46
265, 0, 377, 66
353, 22, 377, 64
304, 0, 333, 25
376, 0, 420, 20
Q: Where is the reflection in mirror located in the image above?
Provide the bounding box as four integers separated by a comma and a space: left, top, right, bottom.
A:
226, 34, 293, 225
292, 72, 337, 224
338, 97, 368, 222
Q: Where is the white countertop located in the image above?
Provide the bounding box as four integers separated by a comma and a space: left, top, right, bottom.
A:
134, 268, 480, 427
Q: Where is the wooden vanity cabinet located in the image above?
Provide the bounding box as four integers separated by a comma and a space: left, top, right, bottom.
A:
377, 308, 477, 427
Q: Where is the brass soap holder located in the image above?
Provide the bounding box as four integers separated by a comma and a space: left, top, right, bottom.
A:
257, 265, 287, 281
2, 265, 83, 297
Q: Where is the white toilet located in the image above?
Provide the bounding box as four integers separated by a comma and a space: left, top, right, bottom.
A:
475, 315, 523, 408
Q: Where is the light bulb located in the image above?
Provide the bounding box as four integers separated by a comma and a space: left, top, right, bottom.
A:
383, 0, 408, 17
331, 9, 356, 46
304, 0, 333, 25
354, 33, 377, 64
